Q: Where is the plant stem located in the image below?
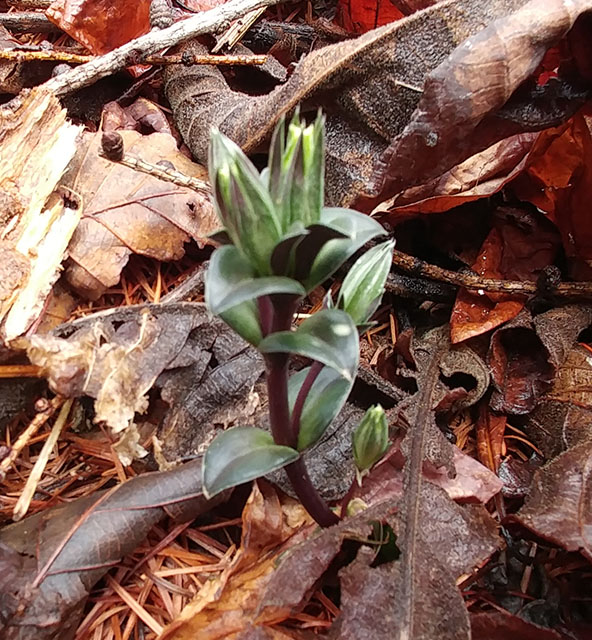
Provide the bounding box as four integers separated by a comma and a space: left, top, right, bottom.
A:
290, 360, 323, 442
265, 298, 338, 527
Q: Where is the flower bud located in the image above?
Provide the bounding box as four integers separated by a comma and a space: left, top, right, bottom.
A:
338, 240, 394, 326
267, 110, 325, 231
352, 405, 389, 477
209, 129, 281, 275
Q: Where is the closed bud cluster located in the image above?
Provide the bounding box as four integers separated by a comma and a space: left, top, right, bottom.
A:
352, 404, 389, 481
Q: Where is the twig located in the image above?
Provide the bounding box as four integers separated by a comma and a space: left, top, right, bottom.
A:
43, 0, 283, 97
0, 49, 268, 66
7, 0, 52, 8
0, 12, 59, 33
0, 395, 63, 482
12, 398, 73, 521
389, 248, 592, 299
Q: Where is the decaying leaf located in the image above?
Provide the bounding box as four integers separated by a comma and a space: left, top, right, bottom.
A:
19, 303, 215, 462
164, 0, 534, 207
0, 458, 218, 640
526, 344, 592, 458
471, 609, 566, 639
165, 0, 592, 210
62, 130, 217, 299
47, 0, 151, 55
376, 132, 539, 220
511, 440, 592, 561
357, 0, 592, 211
331, 483, 501, 640
488, 305, 592, 414
512, 107, 592, 267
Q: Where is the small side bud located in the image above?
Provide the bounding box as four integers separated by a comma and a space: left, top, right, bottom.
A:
352, 405, 389, 483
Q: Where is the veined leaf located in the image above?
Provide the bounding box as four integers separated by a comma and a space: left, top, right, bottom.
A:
205, 245, 305, 316
202, 427, 299, 499
304, 208, 387, 291
260, 309, 359, 381
289, 365, 353, 450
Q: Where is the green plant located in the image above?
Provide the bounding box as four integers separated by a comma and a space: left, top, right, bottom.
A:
202, 110, 394, 527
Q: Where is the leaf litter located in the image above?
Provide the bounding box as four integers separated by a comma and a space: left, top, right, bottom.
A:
0, 0, 592, 638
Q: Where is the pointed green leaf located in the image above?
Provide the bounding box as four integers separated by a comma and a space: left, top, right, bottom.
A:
289, 366, 353, 450
303, 208, 387, 291
202, 427, 299, 499
205, 245, 305, 316
337, 240, 395, 325
260, 309, 359, 381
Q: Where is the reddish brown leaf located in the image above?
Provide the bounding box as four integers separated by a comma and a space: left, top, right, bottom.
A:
336, 0, 405, 33
488, 305, 592, 414
46, 0, 151, 55
526, 344, 592, 457
512, 107, 592, 266
511, 440, 592, 561
377, 133, 539, 221
450, 207, 559, 343
164, 0, 532, 207
471, 610, 566, 639
476, 404, 506, 473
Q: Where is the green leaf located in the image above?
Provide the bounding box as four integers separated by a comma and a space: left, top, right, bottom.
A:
289, 366, 353, 450
208, 130, 281, 275
206, 245, 305, 316
337, 240, 395, 325
220, 300, 262, 346
260, 309, 359, 381
304, 208, 387, 291
202, 427, 299, 499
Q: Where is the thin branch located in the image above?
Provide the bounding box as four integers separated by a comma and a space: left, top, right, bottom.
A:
43, 0, 283, 97
389, 248, 592, 299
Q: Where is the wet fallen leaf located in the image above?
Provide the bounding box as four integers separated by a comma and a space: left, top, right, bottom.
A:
165, 0, 540, 208
0, 458, 217, 640
475, 404, 506, 473
526, 344, 592, 458
450, 207, 560, 343
46, 0, 151, 55
336, 0, 405, 33
511, 440, 592, 561
471, 609, 566, 639
376, 133, 539, 221
488, 305, 592, 414
62, 130, 217, 299
331, 483, 501, 640
512, 107, 592, 268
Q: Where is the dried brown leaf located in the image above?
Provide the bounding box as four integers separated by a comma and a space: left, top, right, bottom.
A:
356, 0, 592, 211
0, 458, 216, 640
164, 0, 530, 206
62, 130, 217, 299
511, 440, 592, 561
20, 303, 214, 461
489, 305, 592, 414
526, 344, 592, 458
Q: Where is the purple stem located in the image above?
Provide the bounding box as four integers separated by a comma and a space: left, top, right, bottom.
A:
265, 297, 338, 527
290, 360, 323, 442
